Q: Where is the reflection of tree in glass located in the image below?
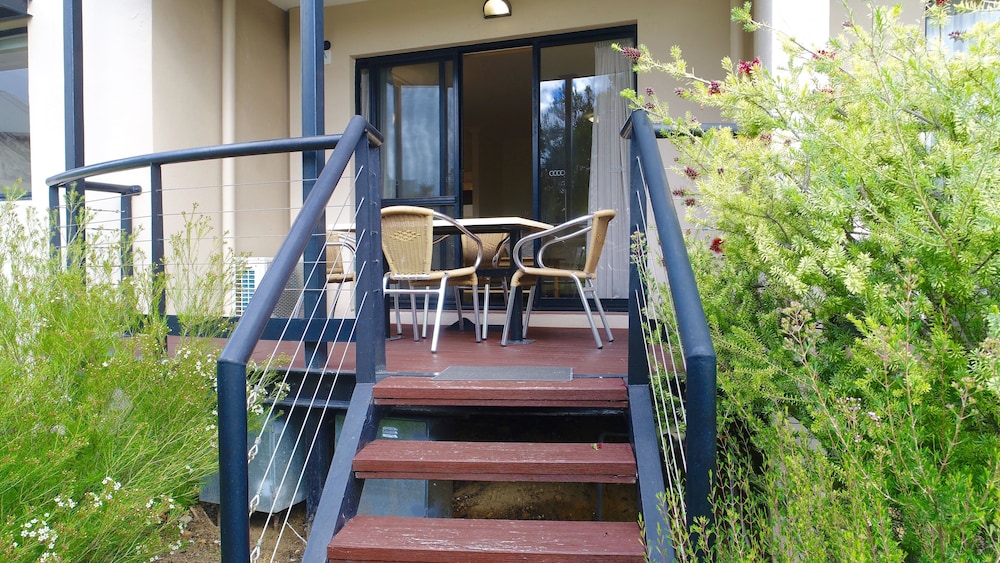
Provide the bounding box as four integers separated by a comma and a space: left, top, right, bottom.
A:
539, 80, 594, 224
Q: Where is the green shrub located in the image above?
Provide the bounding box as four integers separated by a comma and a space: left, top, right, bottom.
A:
0, 199, 246, 561
625, 3, 1000, 560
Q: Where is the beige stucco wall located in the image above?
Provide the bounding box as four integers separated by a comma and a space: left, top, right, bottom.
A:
832, 0, 924, 37
152, 0, 224, 247
152, 0, 289, 257
233, 0, 291, 255
295, 0, 737, 137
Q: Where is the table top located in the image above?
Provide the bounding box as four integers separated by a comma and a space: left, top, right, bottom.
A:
332, 216, 552, 234
434, 216, 553, 233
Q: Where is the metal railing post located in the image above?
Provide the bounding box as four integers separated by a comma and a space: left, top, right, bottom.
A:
216, 359, 250, 563
626, 110, 717, 534
353, 128, 385, 383
150, 164, 166, 318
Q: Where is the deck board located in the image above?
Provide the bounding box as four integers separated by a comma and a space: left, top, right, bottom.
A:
373, 375, 629, 408
353, 440, 636, 483
328, 516, 645, 562
248, 325, 629, 376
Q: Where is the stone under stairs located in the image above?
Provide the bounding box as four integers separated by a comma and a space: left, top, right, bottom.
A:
326, 375, 647, 562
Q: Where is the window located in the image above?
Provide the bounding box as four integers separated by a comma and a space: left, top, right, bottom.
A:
0, 29, 29, 197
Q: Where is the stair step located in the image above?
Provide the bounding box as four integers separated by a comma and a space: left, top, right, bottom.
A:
353, 440, 636, 483
373, 376, 629, 408
328, 515, 645, 562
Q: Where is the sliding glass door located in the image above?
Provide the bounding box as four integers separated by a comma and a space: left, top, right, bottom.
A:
536, 38, 632, 304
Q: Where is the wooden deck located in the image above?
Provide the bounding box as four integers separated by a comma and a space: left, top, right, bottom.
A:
381, 324, 628, 376
250, 323, 629, 376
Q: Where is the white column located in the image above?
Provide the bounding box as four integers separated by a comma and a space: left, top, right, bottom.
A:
754, 0, 831, 73
222, 0, 237, 252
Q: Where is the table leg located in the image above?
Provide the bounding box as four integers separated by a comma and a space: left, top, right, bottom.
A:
506, 285, 526, 342
502, 226, 532, 344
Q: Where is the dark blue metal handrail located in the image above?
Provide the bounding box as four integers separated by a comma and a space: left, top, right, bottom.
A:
214, 116, 382, 562
45, 134, 379, 188
45, 132, 377, 316
622, 109, 718, 556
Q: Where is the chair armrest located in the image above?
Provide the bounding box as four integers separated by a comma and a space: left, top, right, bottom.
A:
511, 213, 595, 270
326, 234, 357, 276
430, 211, 483, 269
491, 235, 511, 268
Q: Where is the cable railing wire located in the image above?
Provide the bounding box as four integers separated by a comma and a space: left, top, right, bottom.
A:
622, 109, 717, 557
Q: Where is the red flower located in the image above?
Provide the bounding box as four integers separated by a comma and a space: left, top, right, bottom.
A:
708, 81, 722, 95
710, 237, 724, 254
737, 57, 762, 77
683, 166, 700, 180
621, 47, 642, 62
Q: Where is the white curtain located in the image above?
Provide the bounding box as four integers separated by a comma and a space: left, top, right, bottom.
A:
927, 9, 1000, 54
589, 39, 632, 299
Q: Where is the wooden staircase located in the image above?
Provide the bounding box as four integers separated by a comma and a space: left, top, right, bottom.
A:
326, 375, 647, 562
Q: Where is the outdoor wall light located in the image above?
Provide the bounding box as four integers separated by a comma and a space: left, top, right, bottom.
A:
483, 0, 511, 18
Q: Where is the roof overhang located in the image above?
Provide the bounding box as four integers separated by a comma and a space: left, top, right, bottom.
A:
266, 0, 366, 11
0, 0, 27, 23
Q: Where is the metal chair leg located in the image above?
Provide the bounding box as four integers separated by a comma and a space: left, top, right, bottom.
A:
571, 276, 603, 349
409, 293, 420, 342
522, 285, 536, 339
453, 287, 465, 332
430, 283, 447, 353
588, 281, 614, 343
421, 294, 431, 339
481, 282, 491, 340
500, 286, 518, 347
394, 293, 403, 335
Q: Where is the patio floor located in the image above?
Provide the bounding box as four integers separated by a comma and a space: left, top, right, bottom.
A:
245, 323, 629, 377
380, 324, 628, 376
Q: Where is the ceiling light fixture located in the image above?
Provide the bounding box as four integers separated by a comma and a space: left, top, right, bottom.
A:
483, 0, 511, 19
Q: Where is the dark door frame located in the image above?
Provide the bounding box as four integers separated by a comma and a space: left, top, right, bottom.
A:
355, 25, 636, 313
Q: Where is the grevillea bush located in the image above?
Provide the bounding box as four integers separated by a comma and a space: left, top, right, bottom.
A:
624, 2, 1000, 560
0, 197, 251, 561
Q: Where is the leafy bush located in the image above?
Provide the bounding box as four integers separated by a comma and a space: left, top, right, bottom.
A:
624, 3, 1000, 560
0, 199, 241, 561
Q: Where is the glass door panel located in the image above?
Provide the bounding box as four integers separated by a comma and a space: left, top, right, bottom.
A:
378, 60, 457, 205
538, 44, 597, 300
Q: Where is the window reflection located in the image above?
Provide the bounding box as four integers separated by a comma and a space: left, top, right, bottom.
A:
0, 30, 28, 193
379, 61, 453, 200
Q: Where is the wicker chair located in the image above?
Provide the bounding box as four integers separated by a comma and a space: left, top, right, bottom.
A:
500, 209, 616, 349
325, 232, 356, 314
381, 206, 483, 353
455, 232, 510, 340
